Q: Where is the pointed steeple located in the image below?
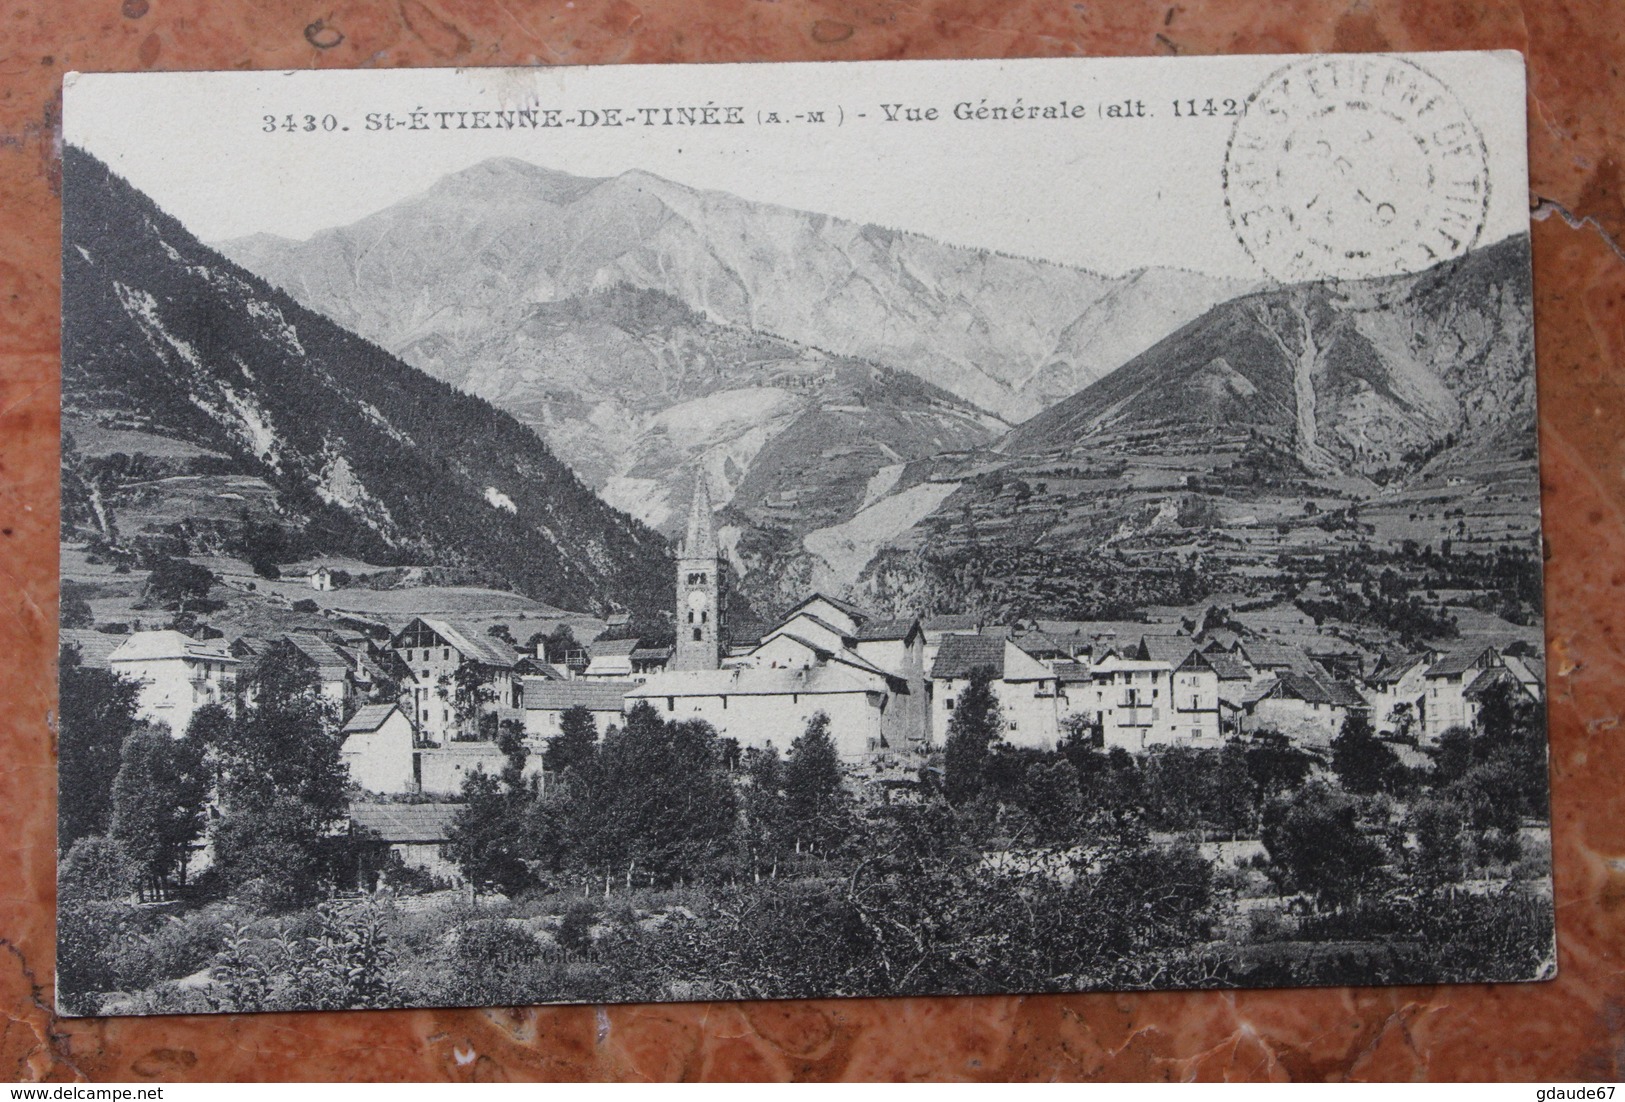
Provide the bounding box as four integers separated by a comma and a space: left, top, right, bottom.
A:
682, 470, 717, 560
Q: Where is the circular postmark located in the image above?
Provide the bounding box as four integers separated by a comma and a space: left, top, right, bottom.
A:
1223, 55, 1490, 286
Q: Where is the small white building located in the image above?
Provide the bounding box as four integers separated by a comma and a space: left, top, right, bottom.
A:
107, 629, 239, 737
340, 703, 418, 795
308, 566, 334, 592
582, 637, 640, 680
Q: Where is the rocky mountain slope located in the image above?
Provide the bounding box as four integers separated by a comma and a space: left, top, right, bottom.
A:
1004, 236, 1535, 478
218, 157, 1244, 436
62, 147, 671, 617
847, 235, 1538, 618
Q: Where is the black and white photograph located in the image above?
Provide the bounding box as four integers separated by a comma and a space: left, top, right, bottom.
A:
56, 53, 1553, 1017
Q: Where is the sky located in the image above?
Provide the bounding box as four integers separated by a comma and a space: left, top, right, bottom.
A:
63, 53, 1529, 280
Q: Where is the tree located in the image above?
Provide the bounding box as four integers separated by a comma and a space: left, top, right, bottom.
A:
486, 623, 516, 647
543, 624, 581, 665
109, 725, 209, 891
943, 667, 1002, 806
1330, 712, 1402, 795
545, 705, 598, 775
1262, 783, 1388, 911
1021, 758, 1083, 843
208, 654, 351, 908
61, 589, 94, 628
446, 769, 534, 897
57, 645, 144, 851
141, 555, 215, 612
543, 703, 738, 886
783, 712, 845, 851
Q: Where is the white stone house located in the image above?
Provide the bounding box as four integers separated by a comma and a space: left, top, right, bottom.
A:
928, 632, 1060, 750
582, 637, 641, 680
108, 629, 239, 737
339, 703, 418, 795
390, 617, 520, 745
1422, 645, 1504, 742
1364, 652, 1433, 737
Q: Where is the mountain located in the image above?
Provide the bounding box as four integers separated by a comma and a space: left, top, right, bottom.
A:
1004, 236, 1535, 477
844, 236, 1539, 620
61, 146, 672, 617
217, 157, 1245, 433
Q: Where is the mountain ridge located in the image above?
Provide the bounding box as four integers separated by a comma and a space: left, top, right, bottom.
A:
62, 145, 673, 618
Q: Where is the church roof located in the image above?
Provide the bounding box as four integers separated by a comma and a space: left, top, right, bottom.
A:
681, 470, 718, 559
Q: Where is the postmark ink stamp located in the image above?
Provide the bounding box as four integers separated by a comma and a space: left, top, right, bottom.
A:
1223, 55, 1490, 285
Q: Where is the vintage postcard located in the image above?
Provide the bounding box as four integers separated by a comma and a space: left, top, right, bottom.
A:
57, 53, 1551, 1016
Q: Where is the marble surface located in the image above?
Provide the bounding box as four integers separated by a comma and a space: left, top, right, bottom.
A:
2, 0, 1623, 1081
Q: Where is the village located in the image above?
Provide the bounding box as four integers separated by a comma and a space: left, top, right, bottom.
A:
58, 475, 1547, 887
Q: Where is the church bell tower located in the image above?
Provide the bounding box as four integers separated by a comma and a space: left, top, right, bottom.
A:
672, 471, 725, 671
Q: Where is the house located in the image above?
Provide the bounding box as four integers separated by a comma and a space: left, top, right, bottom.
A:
929, 632, 1059, 750
1364, 652, 1432, 737
1422, 645, 1504, 741
631, 646, 671, 677
1503, 654, 1546, 701
108, 630, 239, 737
59, 628, 124, 670
340, 704, 418, 795
307, 566, 333, 592
922, 613, 981, 675
349, 802, 462, 887
523, 678, 633, 742
1201, 648, 1257, 710
582, 637, 640, 680
1243, 671, 1368, 747
283, 632, 355, 710
390, 617, 520, 745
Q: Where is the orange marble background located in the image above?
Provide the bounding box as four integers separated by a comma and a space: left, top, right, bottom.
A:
2, 0, 1623, 1082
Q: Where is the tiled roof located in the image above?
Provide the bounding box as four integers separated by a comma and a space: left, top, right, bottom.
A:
922, 614, 979, 632
1053, 660, 1093, 683
59, 629, 123, 670
1425, 646, 1498, 678
515, 656, 564, 679
930, 633, 1007, 679
855, 618, 920, 642
523, 679, 634, 711
589, 637, 642, 657
1463, 666, 1519, 700
284, 632, 350, 681
1239, 641, 1306, 669
787, 592, 873, 627
342, 703, 403, 734
630, 646, 672, 663
1367, 652, 1429, 684
109, 630, 237, 664
414, 618, 517, 669
1204, 652, 1253, 680
1265, 672, 1366, 708
1139, 634, 1197, 665
349, 802, 462, 844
